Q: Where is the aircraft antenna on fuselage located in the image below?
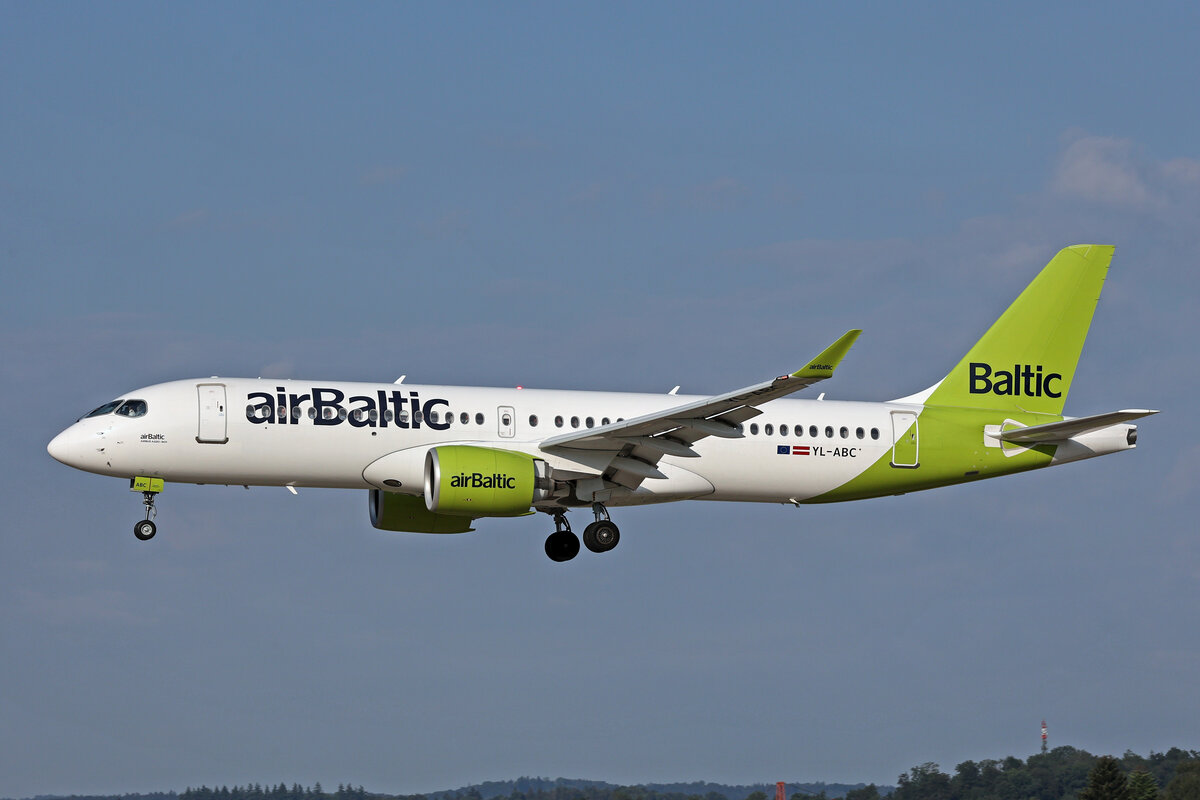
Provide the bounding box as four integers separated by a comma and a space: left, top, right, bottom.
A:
394, 375, 406, 384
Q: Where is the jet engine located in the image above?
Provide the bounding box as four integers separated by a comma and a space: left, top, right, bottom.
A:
424, 445, 554, 516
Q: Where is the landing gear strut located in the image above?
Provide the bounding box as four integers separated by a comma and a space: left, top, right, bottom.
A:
582, 503, 620, 553
544, 512, 580, 562
134, 491, 158, 541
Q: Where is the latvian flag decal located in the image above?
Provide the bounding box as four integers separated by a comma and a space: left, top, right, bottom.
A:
777, 445, 811, 456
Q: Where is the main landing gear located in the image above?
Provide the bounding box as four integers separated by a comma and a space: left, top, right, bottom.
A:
544, 512, 580, 562
543, 504, 621, 562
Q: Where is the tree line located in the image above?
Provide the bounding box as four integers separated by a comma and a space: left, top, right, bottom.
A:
885, 746, 1200, 800
9, 748, 1200, 800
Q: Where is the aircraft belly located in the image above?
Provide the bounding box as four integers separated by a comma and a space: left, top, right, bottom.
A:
685, 442, 884, 503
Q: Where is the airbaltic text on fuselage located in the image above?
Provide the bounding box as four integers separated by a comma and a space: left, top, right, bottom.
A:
245, 387, 451, 430
968, 363, 1062, 397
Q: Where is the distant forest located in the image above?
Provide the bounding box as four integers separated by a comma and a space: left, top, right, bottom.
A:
8, 745, 1200, 800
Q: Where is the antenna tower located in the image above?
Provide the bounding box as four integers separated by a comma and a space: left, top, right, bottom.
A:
1041, 720, 1048, 754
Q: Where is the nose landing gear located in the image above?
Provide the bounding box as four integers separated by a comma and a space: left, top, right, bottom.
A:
130, 477, 163, 541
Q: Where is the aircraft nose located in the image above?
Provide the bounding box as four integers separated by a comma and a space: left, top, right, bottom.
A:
47, 428, 79, 466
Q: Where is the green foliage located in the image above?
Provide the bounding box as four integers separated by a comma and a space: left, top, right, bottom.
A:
843, 786, 880, 800
1127, 770, 1159, 800
1079, 756, 1131, 800
1164, 762, 1200, 800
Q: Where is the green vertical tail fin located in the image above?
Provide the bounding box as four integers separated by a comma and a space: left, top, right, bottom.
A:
922, 244, 1113, 415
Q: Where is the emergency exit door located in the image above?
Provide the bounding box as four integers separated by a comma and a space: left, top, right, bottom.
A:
498, 405, 516, 438
197, 383, 229, 444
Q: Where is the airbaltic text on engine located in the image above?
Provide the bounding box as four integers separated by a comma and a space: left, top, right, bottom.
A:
245, 387, 450, 429
968, 363, 1062, 398
450, 472, 518, 489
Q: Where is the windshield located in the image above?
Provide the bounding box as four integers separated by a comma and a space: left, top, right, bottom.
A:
81, 400, 124, 420
115, 400, 147, 418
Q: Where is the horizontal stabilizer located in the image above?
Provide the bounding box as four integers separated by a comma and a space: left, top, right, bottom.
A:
997, 409, 1158, 443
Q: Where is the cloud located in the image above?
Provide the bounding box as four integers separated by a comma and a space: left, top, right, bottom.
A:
1162, 157, 1200, 186
1052, 135, 1157, 208
1050, 133, 1200, 211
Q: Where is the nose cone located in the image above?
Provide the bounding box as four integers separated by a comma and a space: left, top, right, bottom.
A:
48, 426, 92, 469
47, 429, 72, 464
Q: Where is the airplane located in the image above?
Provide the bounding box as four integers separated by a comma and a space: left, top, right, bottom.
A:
48, 244, 1156, 562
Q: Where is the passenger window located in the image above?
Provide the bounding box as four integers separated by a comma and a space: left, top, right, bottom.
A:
840, 426, 848, 438
460, 412, 469, 425
308, 408, 317, 420
764, 423, 774, 436
871, 427, 880, 440
369, 410, 378, 422
475, 413, 484, 425
338, 408, 348, 421
856, 427, 864, 439
809, 425, 818, 438
384, 410, 394, 422
292, 406, 302, 420
428, 411, 439, 424
780, 424, 788, 436
585, 417, 594, 428
602, 417, 610, 425
824, 425, 833, 438
529, 414, 539, 427
570, 416, 580, 428
555, 415, 564, 428
749, 423, 759, 435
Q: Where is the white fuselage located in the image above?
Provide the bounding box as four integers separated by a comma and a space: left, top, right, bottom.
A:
48, 378, 900, 506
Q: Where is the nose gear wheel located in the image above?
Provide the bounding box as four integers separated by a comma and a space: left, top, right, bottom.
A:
134, 490, 159, 541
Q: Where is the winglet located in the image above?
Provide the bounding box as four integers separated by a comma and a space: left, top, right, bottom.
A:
791, 329, 862, 379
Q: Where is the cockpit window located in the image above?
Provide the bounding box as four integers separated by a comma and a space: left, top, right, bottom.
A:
82, 400, 124, 419
116, 400, 148, 418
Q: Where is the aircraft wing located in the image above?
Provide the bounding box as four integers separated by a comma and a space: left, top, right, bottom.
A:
997, 409, 1159, 443
539, 330, 861, 488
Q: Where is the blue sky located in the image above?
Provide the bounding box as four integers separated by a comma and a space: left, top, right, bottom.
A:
3, 3, 1199, 797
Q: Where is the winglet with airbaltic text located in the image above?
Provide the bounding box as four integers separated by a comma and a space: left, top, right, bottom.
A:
791, 329, 862, 380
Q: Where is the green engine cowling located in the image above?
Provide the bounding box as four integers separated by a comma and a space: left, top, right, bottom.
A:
424, 445, 551, 517
369, 490, 475, 533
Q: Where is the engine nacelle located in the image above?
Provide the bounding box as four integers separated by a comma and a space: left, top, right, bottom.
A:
369, 489, 474, 534
424, 445, 552, 517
